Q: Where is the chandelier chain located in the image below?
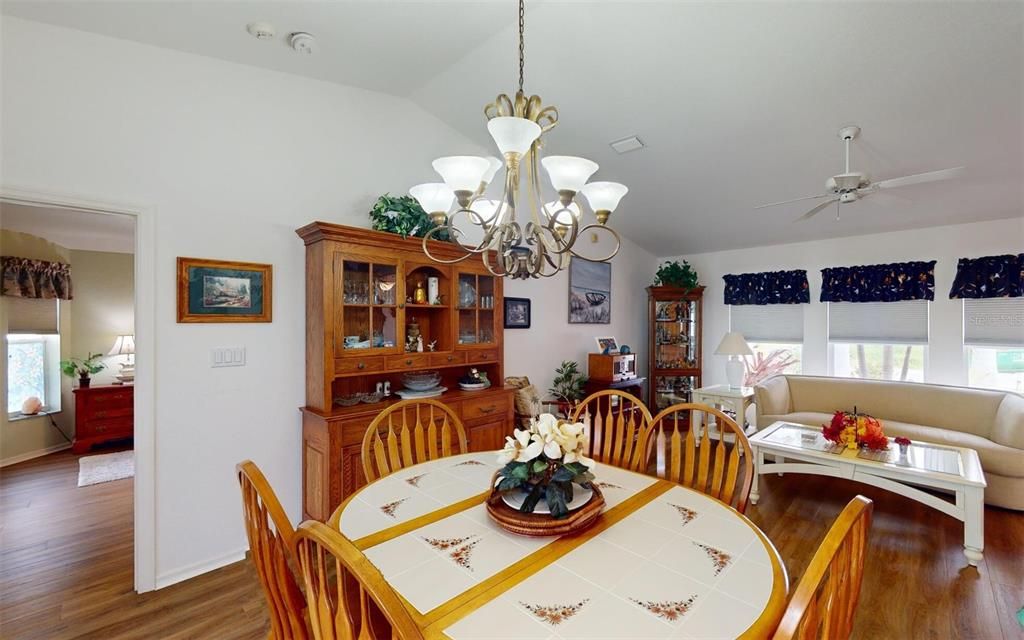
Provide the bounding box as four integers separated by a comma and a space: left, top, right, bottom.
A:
518, 0, 525, 93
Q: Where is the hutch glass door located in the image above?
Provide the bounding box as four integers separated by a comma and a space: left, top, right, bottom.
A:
334, 256, 400, 357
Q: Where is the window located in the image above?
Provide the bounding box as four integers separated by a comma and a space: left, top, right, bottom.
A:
730, 305, 804, 386
963, 298, 1024, 392
828, 301, 928, 382
7, 334, 61, 415
832, 343, 926, 382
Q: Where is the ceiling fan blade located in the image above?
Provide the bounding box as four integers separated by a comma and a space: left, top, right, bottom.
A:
754, 193, 833, 209
795, 198, 840, 222
873, 166, 965, 190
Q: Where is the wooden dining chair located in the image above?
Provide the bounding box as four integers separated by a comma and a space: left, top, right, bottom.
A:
295, 521, 425, 640
773, 495, 874, 640
648, 403, 754, 512
570, 390, 654, 472
237, 460, 309, 640
361, 399, 468, 483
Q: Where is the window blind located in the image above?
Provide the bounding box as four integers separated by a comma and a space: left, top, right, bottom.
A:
828, 300, 929, 344
5, 297, 59, 334
730, 304, 804, 343
964, 298, 1024, 347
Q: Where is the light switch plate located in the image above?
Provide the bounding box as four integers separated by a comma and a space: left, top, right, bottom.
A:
211, 347, 246, 367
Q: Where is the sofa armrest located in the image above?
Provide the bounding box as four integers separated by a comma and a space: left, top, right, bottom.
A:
992, 393, 1024, 450
754, 375, 791, 428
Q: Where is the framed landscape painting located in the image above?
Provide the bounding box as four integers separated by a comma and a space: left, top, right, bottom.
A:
176, 257, 272, 323
569, 257, 611, 324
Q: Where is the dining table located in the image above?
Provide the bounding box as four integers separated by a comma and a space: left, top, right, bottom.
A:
330, 451, 788, 640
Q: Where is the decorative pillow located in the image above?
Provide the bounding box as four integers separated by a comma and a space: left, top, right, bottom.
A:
513, 384, 542, 425
504, 376, 531, 390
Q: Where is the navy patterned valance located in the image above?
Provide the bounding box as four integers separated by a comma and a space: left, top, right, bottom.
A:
949, 254, 1023, 299
820, 260, 936, 303
723, 270, 810, 305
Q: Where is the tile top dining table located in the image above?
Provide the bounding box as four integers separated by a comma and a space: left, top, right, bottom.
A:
330, 451, 788, 640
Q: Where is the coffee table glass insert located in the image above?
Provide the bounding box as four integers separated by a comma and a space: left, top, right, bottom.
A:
762, 423, 963, 476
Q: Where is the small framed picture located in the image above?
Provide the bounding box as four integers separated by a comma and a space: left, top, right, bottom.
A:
177, 257, 272, 323
504, 297, 531, 329
595, 337, 618, 353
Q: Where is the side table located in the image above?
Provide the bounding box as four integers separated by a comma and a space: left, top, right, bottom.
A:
692, 384, 756, 437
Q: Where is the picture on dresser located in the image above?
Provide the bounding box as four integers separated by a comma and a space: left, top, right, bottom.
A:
569, 257, 611, 324
177, 257, 272, 323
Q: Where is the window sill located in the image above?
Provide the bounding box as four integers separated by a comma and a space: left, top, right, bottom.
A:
7, 410, 61, 423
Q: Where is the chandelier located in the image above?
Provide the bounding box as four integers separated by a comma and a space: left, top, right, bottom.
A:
408, 0, 628, 279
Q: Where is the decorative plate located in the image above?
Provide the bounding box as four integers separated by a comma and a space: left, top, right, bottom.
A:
395, 386, 447, 400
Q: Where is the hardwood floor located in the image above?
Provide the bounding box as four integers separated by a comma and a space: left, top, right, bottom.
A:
0, 449, 268, 640
1, 449, 1021, 639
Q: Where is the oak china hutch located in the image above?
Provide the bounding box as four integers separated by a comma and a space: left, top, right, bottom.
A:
297, 222, 514, 521
647, 285, 705, 411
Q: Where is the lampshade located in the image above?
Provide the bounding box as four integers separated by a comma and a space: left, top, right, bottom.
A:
410, 183, 455, 214
481, 156, 503, 185
432, 156, 491, 193
108, 334, 135, 356
486, 117, 541, 156
471, 199, 507, 225
541, 156, 599, 193
580, 181, 629, 212
714, 332, 753, 356
543, 201, 581, 226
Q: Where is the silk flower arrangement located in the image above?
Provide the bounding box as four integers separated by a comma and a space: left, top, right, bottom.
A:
495, 414, 596, 519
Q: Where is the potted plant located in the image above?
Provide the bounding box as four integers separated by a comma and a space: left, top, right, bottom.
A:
549, 360, 587, 416
495, 414, 596, 518
368, 194, 449, 240
60, 353, 105, 388
653, 260, 699, 290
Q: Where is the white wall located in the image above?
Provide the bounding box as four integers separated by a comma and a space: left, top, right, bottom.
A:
1, 17, 487, 586
504, 236, 658, 396
663, 217, 1024, 388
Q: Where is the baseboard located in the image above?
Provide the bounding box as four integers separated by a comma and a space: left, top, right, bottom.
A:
154, 547, 248, 590
0, 442, 72, 468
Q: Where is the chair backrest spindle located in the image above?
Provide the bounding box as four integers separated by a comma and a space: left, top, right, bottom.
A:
649, 403, 754, 512
361, 399, 468, 483
570, 390, 654, 472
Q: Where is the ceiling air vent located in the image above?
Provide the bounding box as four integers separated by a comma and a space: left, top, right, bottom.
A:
610, 136, 645, 154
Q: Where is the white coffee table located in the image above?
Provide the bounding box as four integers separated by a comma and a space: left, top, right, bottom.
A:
749, 421, 987, 565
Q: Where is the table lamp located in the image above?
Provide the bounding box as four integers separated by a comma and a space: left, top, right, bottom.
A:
108, 334, 135, 383
714, 332, 752, 389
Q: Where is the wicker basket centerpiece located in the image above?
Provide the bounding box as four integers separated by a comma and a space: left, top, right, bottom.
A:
487, 413, 604, 536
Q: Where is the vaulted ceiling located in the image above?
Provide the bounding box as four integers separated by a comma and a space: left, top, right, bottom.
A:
4, 1, 1022, 255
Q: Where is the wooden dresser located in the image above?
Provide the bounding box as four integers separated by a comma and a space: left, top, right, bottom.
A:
296, 222, 514, 521
72, 385, 134, 453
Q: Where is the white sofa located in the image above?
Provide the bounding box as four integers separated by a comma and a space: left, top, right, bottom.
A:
754, 375, 1024, 510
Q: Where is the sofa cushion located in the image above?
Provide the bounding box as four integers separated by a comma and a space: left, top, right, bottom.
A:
764, 412, 1024, 479
785, 376, 1004, 439
993, 393, 1024, 450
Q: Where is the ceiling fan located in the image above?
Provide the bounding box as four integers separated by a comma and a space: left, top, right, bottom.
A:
755, 125, 965, 221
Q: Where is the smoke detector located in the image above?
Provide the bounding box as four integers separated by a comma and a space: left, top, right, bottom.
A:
289, 32, 315, 55
246, 22, 275, 40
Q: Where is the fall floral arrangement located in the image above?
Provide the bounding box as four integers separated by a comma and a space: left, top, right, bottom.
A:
822, 408, 889, 451
496, 414, 596, 519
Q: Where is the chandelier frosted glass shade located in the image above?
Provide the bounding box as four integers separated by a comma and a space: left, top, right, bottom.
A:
580, 181, 629, 213
432, 156, 491, 193
482, 156, 503, 185
541, 156, 599, 193
471, 199, 507, 225
410, 183, 455, 214
487, 117, 542, 156
543, 201, 581, 226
